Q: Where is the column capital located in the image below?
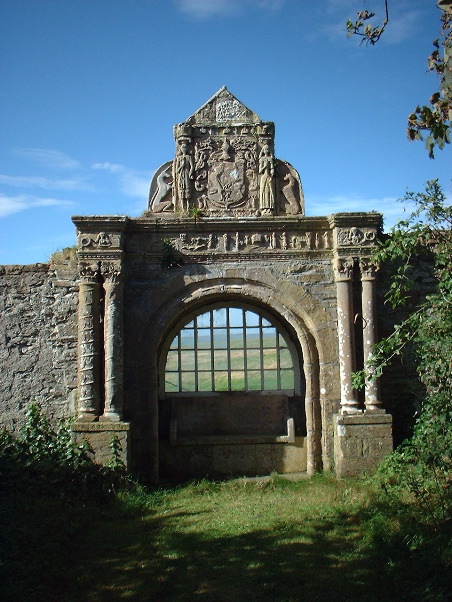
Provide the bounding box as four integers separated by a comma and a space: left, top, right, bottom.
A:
334, 256, 355, 281
100, 261, 123, 283
79, 262, 100, 283
359, 257, 379, 281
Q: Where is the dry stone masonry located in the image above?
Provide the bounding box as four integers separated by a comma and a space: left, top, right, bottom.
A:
1, 88, 394, 479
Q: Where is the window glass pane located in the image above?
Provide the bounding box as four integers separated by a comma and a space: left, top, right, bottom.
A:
197, 312, 211, 328
165, 377, 179, 392
244, 311, 259, 326
213, 328, 227, 348
230, 329, 243, 348
246, 348, 261, 370
280, 370, 295, 389
262, 328, 277, 348
230, 349, 244, 370
213, 308, 227, 327
229, 307, 244, 327
180, 330, 194, 349
279, 348, 292, 368
197, 330, 211, 349
263, 349, 277, 370
197, 372, 213, 391
166, 350, 179, 371
214, 372, 228, 391
264, 370, 278, 389
246, 328, 260, 348
262, 317, 271, 327
231, 372, 245, 391
247, 371, 261, 390
180, 350, 195, 370
214, 349, 228, 370
197, 349, 212, 371
180, 372, 196, 391
170, 336, 178, 350
278, 333, 288, 349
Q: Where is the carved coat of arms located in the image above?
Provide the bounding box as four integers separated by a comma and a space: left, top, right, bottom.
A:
147, 87, 304, 217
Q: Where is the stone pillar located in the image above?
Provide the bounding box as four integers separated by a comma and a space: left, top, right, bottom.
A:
360, 259, 382, 412
77, 263, 101, 421
100, 262, 124, 421
334, 257, 360, 414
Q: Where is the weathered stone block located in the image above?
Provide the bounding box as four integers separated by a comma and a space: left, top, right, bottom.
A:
333, 413, 393, 477
71, 421, 130, 468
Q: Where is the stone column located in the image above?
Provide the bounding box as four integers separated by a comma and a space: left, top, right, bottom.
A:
77, 263, 101, 421
334, 257, 360, 414
100, 262, 124, 421
360, 259, 382, 412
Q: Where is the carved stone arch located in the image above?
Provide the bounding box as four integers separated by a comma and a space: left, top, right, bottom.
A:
141, 271, 339, 478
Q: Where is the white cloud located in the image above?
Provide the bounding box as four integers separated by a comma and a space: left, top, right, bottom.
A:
257, 0, 285, 10
0, 193, 74, 218
175, 0, 285, 20
119, 172, 150, 199
91, 162, 125, 173
175, 0, 240, 19
91, 161, 150, 200
0, 174, 92, 191
306, 193, 414, 231
14, 148, 81, 170
380, 10, 421, 45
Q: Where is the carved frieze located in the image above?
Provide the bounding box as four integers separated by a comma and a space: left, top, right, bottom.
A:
125, 229, 332, 257
337, 227, 377, 247
78, 231, 121, 250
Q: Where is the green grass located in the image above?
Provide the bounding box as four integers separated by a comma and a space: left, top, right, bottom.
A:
3, 472, 451, 601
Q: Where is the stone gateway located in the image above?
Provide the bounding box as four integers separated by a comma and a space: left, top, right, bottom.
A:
71, 88, 392, 480
2, 87, 393, 480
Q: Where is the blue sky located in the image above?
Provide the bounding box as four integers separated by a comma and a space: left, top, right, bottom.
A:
1, 0, 450, 265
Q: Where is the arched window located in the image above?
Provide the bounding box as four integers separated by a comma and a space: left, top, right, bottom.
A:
164, 306, 296, 393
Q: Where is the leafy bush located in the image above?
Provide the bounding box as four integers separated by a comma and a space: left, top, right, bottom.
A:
0, 404, 134, 601
354, 181, 452, 599
0, 402, 134, 505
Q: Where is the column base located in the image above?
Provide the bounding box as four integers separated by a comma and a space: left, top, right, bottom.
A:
76, 410, 98, 422
340, 400, 362, 415
100, 412, 122, 422
334, 412, 392, 477
72, 421, 130, 469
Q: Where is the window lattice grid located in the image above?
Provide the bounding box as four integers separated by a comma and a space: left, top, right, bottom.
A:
164, 307, 295, 393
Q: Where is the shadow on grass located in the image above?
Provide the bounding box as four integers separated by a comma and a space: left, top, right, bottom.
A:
7, 473, 447, 602
64, 496, 390, 602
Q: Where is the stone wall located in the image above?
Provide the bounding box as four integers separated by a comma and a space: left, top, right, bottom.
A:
376, 254, 437, 445
0, 233, 436, 480
0, 251, 78, 434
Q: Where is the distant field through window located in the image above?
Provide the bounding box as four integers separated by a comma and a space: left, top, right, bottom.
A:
164, 306, 295, 393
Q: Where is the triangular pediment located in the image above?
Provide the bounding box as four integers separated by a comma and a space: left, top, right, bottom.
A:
186, 86, 262, 125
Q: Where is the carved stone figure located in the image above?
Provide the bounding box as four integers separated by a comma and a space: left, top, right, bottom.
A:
149, 162, 173, 213
276, 161, 304, 215
258, 144, 275, 215
174, 142, 194, 212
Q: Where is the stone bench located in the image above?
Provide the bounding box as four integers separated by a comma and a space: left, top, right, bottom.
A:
168, 393, 295, 446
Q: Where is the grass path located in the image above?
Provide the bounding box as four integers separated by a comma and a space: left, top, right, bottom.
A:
62, 475, 393, 601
